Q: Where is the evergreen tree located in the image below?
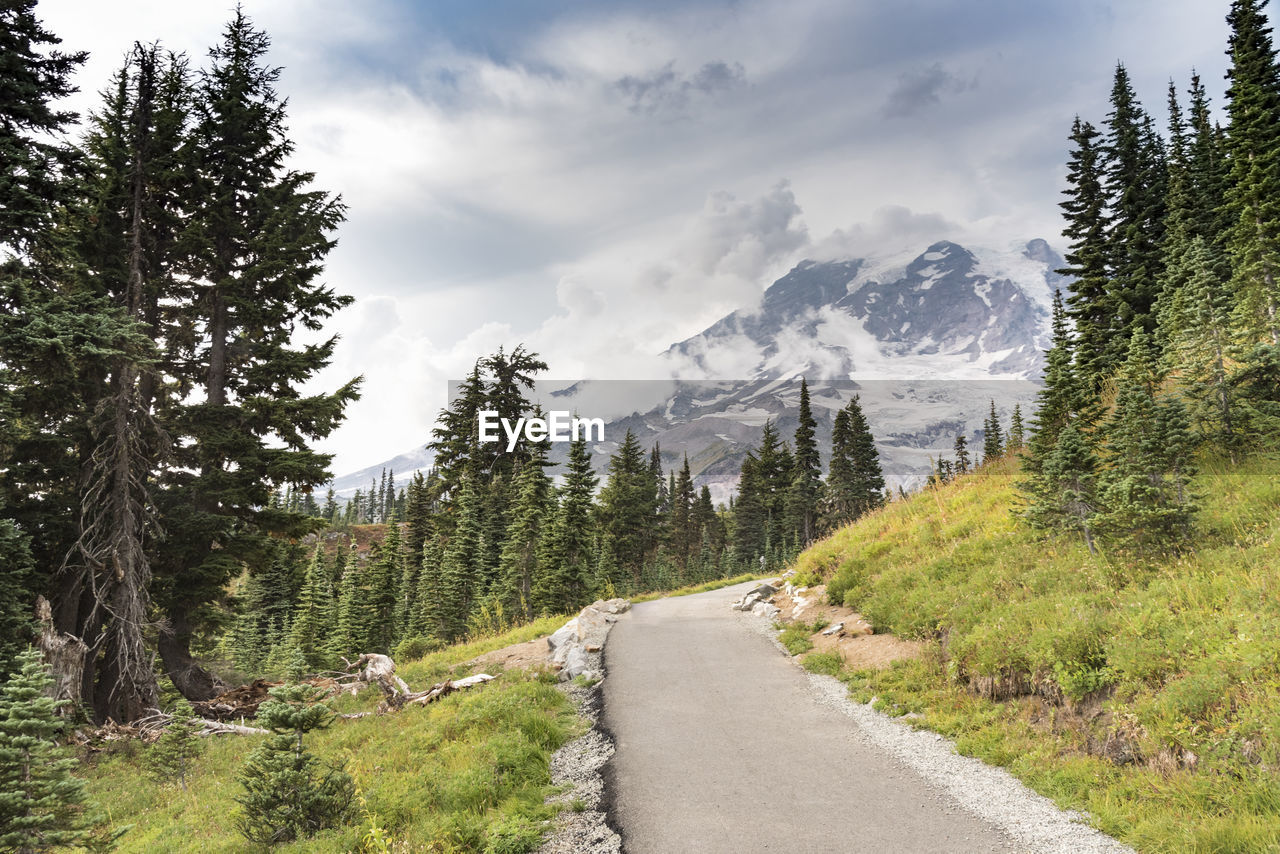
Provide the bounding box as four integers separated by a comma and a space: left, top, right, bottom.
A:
1008, 403, 1026, 452
982, 399, 1004, 463
151, 9, 358, 704
146, 699, 204, 790
1095, 329, 1198, 548
786, 379, 822, 547
363, 515, 402, 653
953, 434, 971, 474
0, 648, 89, 852
596, 430, 656, 586
0, 0, 86, 248
1162, 237, 1240, 452
1102, 64, 1168, 372
497, 444, 552, 621
732, 453, 767, 565
669, 456, 696, 571
534, 433, 598, 615
331, 542, 366, 660
822, 395, 883, 531
287, 546, 333, 670
1059, 116, 1113, 381
1034, 421, 1101, 554
0, 3, 86, 685
235, 680, 354, 845
1026, 290, 1086, 474
1224, 0, 1280, 348
410, 536, 444, 640
438, 480, 482, 641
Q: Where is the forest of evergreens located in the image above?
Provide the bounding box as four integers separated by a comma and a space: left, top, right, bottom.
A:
4, 0, 1280, 848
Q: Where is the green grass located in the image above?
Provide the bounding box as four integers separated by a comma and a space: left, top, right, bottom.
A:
801, 651, 844, 676
792, 452, 1280, 852
778, 621, 820, 655
81, 619, 578, 853
630, 572, 768, 603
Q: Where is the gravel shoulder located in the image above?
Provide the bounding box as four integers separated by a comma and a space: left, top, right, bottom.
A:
603, 579, 1133, 854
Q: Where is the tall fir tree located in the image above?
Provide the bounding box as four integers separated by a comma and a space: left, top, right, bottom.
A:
1008, 403, 1026, 452
595, 430, 656, 587
150, 10, 358, 704
0, 0, 86, 248
437, 479, 482, 641
496, 443, 552, 621
1224, 0, 1280, 349
1102, 64, 1168, 372
534, 433, 598, 615
363, 514, 402, 653
1058, 116, 1113, 382
786, 378, 822, 547
982, 399, 1004, 463
953, 434, 971, 474
287, 546, 333, 671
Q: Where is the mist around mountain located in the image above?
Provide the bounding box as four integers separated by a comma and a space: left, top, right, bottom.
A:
335, 238, 1064, 500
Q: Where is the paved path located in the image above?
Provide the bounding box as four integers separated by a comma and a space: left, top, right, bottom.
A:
602, 581, 1017, 853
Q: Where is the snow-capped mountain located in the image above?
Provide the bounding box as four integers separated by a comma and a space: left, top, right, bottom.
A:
670, 238, 1062, 381
333, 238, 1065, 501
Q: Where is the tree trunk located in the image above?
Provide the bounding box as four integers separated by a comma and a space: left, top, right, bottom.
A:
158, 606, 227, 701
34, 596, 87, 714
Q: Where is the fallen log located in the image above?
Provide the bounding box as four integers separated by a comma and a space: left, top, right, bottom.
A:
197, 718, 268, 736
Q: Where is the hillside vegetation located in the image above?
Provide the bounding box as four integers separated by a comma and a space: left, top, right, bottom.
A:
81, 618, 576, 853
791, 453, 1280, 853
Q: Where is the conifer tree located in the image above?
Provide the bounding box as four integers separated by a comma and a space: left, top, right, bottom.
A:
151, 9, 358, 703
1224, 0, 1280, 349
982, 400, 1004, 463
1102, 64, 1167, 370
331, 543, 366, 659
1008, 403, 1026, 452
410, 536, 444, 639
1095, 329, 1198, 547
953, 434, 971, 474
1034, 422, 1101, 554
1026, 291, 1086, 475
1162, 237, 1240, 451
669, 456, 696, 571
596, 430, 656, 585
363, 515, 403, 653
146, 699, 204, 790
732, 453, 767, 565
438, 480, 482, 641
235, 679, 354, 845
287, 546, 333, 670
0, 648, 89, 852
0, 0, 86, 248
1059, 117, 1113, 381
786, 379, 822, 546
497, 444, 552, 621
535, 433, 598, 615
0, 4, 87, 685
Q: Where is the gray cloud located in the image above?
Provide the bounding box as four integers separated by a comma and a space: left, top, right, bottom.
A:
882, 62, 974, 118
616, 60, 746, 114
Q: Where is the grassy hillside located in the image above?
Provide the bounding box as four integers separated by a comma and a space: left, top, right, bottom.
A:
82, 617, 575, 853
790, 453, 1280, 853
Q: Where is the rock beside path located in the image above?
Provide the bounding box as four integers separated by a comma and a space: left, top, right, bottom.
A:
547, 598, 631, 681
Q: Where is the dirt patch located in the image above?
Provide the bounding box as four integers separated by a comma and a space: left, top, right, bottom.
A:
811, 630, 925, 671
771, 581, 923, 671
465, 636, 552, 672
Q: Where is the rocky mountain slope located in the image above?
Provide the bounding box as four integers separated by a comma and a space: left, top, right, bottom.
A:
335, 238, 1066, 501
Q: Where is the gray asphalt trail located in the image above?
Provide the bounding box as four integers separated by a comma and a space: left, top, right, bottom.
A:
602, 580, 1018, 854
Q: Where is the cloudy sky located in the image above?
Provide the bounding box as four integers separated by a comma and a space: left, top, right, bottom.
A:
40, 0, 1232, 474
